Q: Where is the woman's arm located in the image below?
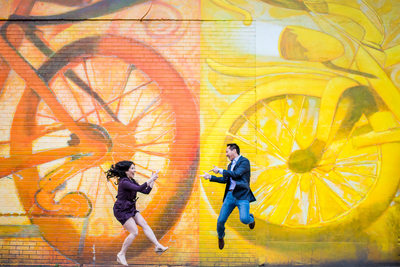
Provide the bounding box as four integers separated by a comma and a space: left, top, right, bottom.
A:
147, 179, 155, 188
141, 170, 159, 194
120, 179, 148, 192
141, 183, 153, 194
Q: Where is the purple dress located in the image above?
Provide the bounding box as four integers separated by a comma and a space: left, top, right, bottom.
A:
113, 177, 153, 225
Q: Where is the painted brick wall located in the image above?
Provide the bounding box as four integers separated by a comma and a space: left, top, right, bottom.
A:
0, 1, 202, 265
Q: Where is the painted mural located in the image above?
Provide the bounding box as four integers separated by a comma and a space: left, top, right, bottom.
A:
200, 0, 400, 265
0, 0, 200, 265
0, 0, 399, 266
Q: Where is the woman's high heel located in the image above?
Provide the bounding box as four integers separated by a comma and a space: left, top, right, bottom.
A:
154, 245, 169, 255
117, 252, 128, 266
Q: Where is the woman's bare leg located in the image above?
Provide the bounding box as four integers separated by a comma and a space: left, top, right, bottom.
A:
118, 217, 139, 265
134, 213, 168, 253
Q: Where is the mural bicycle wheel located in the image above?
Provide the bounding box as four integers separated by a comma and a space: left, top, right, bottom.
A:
201, 76, 400, 243
10, 35, 199, 262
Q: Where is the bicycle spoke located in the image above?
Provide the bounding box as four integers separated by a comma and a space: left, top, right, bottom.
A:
134, 161, 158, 174
128, 80, 145, 124
134, 149, 170, 158
60, 73, 87, 122
309, 173, 323, 224
84, 59, 103, 124
137, 126, 173, 142
295, 97, 320, 149
226, 131, 286, 162
325, 169, 365, 200
134, 139, 173, 148
296, 173, 313, 225
76, 80, 153, 122
255, 171, 292, 208
116, 139, 171, 154
252, 165, 289, 194
262, 173, 295, 221
333, 164, 377, 181
262, 99, 296, 141
279, 96, 293, 150
292, 96, 306, 150
334, 159, 378, 168
64, 68, 120, 122
335, 152, 378, 165
240, 113, 287, 161
129, 113, 173, 135
116, 64, 136, 117
77, 172, 85, 192
127, 97, 162, 128
314, 174, 350, 219
268, 173, 300, 225
312, 168, 362, 196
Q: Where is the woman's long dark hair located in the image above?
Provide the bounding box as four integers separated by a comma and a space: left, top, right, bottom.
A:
105, 160, 135, 184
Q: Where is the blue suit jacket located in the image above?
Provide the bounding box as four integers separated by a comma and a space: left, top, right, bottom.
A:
210, 156, 256, 203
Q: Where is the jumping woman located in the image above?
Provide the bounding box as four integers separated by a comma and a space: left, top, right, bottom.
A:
106, 160, 168, 266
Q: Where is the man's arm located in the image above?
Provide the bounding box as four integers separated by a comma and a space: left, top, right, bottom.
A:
200, 172, 227, 184
222, 158, 250, 180
210, 175, 228, 184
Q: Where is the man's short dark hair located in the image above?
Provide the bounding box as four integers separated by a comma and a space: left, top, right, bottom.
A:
227, 143, 240, 155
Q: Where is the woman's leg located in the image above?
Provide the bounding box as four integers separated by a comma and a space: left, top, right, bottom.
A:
118, 217, 139, 265
134, 213, 168, 252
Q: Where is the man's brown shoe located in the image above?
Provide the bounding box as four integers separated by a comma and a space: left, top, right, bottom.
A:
218, 238, 224, 250
249, 220, 255, 230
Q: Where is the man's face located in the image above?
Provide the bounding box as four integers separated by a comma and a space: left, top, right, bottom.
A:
226, 147, 236, 161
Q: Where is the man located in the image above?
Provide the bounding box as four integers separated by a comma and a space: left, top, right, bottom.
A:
201, 143, 256, 250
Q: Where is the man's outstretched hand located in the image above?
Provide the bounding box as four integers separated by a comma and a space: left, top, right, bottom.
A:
210, 165, 219, 174
200, 172, 211, 180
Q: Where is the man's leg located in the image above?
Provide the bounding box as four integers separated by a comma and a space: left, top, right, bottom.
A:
217, 192, 236, 239
237, 199, 254, 225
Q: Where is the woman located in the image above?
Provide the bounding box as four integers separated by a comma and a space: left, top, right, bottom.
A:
106, 160, 168, 266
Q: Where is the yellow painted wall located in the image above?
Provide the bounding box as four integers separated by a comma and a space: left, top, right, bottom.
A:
200, 0, 400, 265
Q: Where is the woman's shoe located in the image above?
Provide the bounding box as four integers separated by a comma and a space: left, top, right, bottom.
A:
154, 245, 169, 255
117, 252, 128, 266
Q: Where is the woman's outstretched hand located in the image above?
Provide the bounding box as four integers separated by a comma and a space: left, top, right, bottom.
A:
148, 170, 159, 187
151, 170, 159, 181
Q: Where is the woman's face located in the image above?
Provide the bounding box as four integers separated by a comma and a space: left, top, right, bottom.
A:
125, 164, 136, 179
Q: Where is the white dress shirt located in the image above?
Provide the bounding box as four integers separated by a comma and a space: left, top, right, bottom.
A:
219, 155, 241, 190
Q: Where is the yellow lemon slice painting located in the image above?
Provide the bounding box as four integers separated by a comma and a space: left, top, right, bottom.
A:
201, 76, 400, 243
